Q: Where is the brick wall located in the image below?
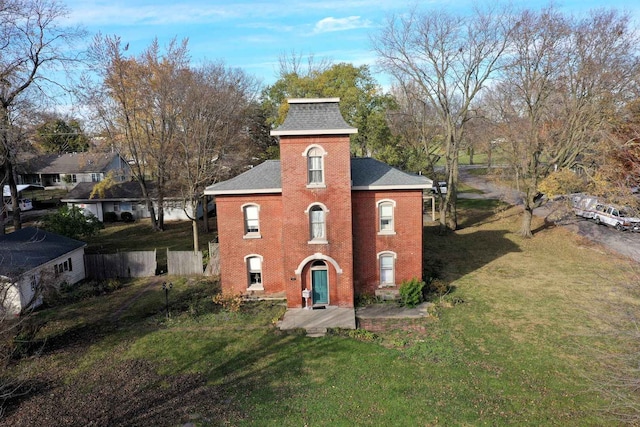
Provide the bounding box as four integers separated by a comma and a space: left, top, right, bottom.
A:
279, 134, 355, 308
351, 190, 424, 296
215, 193, 284, 296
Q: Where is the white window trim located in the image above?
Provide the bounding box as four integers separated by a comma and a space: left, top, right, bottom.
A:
241, 203, 262, 239
377, 199, 397, 235
244, 254, 264, 291
377, 251, 397, 288
303, 145, 327, 188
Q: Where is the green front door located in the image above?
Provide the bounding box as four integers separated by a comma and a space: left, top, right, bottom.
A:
312, 269, 328, 304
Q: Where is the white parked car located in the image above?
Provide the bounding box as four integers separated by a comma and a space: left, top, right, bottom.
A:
431, 181, 447, 195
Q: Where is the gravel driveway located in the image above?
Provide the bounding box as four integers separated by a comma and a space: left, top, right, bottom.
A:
459, 167, 640, 263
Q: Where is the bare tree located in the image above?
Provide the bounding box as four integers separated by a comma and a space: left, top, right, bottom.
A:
0, 241, 60, 416
0, 0, 85, 232
484, 7, 639, 236
374, 4, 515, 231
386, 80, 443, 175
176, 63, 259, 250
86, 36, 189, 231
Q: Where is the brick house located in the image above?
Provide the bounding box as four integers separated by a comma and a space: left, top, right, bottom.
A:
205, 98, 431, 309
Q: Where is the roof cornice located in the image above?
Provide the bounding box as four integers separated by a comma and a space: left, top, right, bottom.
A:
351, 184, 430, 191
288, 98, 340, 104
204, 188, 282, 196
271, 128, 358, 136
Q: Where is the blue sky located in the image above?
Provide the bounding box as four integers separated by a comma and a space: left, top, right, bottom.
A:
63, 0, 640, 88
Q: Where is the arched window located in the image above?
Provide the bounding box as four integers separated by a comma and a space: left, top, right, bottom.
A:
309, 205, 326, 241
307, 147, 324, 185
246, 255, 263, 290
242, 204, 260, 237
378, 251, 396, 287
378, 200, 396, 234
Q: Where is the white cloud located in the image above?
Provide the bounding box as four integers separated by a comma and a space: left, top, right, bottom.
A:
313, 16, 372, 34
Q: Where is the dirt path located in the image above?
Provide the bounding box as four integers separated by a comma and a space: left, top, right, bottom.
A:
110, 278, 163, 322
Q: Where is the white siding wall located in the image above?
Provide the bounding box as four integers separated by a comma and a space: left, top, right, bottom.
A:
1, 247, 86, 316
70, 202, 103, 221
70, 200, 192, 222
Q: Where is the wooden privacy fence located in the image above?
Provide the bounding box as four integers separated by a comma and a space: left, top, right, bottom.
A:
167, 249, 204, 276
85, 248, 216, 279
85, 250, 157, 280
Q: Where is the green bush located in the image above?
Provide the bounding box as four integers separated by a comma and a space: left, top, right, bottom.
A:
399, 277, 426, 308
42, 205, 104, 239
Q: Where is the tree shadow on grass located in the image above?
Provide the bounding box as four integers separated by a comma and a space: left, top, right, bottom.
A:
3, 321, 340, 426
423, 221, 522, 287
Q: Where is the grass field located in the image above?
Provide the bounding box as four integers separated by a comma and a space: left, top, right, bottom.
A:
2, 200, 639, 426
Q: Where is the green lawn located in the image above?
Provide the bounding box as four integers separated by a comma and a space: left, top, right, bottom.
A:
3, 201, 639, 426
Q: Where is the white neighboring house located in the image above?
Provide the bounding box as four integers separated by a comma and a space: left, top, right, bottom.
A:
0, 227, 86, 316
61, 181, 194, 222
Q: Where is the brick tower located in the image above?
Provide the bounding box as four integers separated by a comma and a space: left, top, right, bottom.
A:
271, 98, 358, 308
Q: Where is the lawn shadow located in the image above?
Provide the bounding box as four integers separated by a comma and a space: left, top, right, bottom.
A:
423, 222, 522, 289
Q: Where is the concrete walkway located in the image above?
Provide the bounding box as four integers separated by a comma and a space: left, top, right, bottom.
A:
277, 306, 356, 336
277, 302, 434, 337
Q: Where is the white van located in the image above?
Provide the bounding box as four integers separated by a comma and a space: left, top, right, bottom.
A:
572, 194, 640, 231
592, 204, 640, 231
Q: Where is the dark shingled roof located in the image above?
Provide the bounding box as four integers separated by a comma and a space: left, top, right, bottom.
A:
0, 227, 86, 278
204, 160, 282, 195
61, 181, 184, 202
350, 158, 431, 189
62, 181, 146, 201
271, 98, 357, 136
204, 158, 430, 195
20, 152, 122, 174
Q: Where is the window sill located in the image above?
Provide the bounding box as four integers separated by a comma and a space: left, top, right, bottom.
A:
306, 183, 326, 189
247, 284, 264, 291
243, 233, 262, 240
377, 231, 396, 236
378, 283, 396, 288
308, 239, 328, 245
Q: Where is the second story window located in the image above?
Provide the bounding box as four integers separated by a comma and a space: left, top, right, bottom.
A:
378, 200, 395, 234
310, 205, 326, 241
243, 204, 260, 237
307, 147, 324, 185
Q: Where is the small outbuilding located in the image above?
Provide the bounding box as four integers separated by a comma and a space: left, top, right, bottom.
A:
0, 227, 86, 316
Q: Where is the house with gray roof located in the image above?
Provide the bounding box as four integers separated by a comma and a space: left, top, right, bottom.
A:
17, 152, 131, 189
204, 98, 431, 319
61, 181, 193, 222
0, 227, 86, 316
